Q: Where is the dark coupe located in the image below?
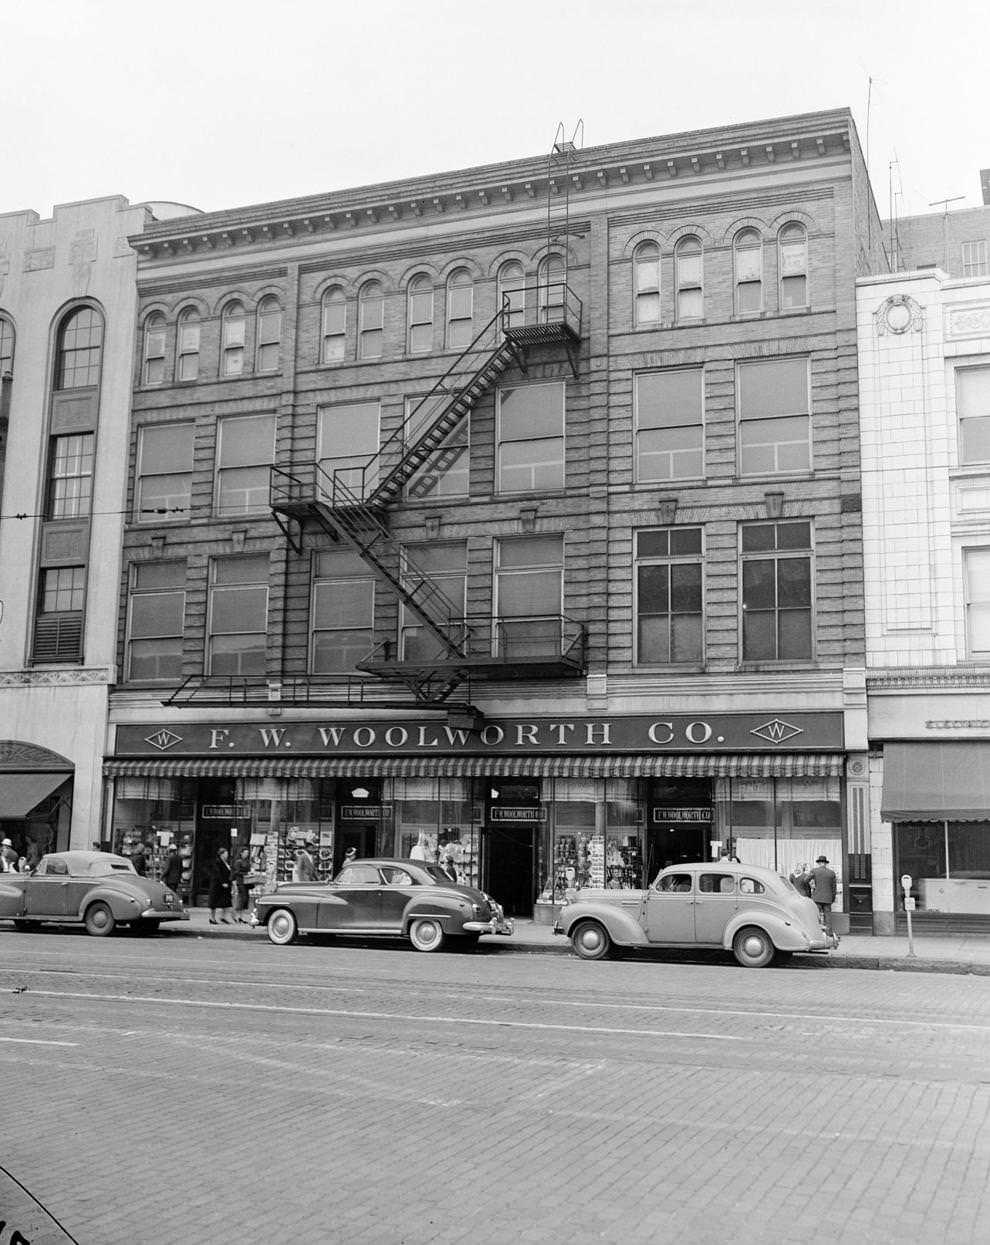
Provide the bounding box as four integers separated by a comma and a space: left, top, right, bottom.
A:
252, 858, 514, 952
0, 850, 188, 935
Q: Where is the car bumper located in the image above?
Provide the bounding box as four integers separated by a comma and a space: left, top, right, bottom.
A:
140, 908, 189, 922
462, 916, 515, 936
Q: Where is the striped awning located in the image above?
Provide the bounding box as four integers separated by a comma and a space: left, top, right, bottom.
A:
103, 752, 845, 780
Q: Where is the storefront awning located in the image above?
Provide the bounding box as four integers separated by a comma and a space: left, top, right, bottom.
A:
882, 743, 990, 822
103, 752, 845, 781
0, 772, 70, 818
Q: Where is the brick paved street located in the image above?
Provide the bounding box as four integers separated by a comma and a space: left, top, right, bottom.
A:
3, 931, 990, 1244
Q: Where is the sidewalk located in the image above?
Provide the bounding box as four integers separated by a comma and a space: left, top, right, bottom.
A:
171, 908, 990, 974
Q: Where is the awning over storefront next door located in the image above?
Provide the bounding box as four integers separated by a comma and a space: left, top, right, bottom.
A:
0, 772, 70, 818
881, 743, 990, 822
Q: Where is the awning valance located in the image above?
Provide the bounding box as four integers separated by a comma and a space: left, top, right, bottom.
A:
882, 743, 990, 822
103, 752, 845, 781
0, 772, 71, 818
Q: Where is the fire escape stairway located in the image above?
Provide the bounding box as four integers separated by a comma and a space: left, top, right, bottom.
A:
271, 319, 523, 703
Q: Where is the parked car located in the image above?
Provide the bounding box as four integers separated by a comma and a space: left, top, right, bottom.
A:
252, 858, 514, 952
553, 860, 835, 967
0, 851, 188, 936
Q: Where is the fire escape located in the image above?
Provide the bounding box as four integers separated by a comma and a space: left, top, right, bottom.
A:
166, 134, 587, 715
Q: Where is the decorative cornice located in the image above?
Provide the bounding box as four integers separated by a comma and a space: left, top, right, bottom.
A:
867, 667, 990, 690
129, 113, 855, 263
0, 668, 113, 688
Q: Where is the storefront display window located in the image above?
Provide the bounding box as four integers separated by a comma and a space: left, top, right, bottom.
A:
728, 777, 842, 884
538, 779, 647, 904
393, 777, 480, 887
895, 821, 990, 914
111, 776, 196, 893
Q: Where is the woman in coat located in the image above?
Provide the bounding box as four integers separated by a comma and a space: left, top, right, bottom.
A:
208, 847, 233, 924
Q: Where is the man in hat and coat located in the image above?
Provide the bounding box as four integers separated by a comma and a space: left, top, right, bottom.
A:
809, 855, 838, 934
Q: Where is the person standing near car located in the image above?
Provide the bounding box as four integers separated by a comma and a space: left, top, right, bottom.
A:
208, 847, 234, 924
292, 842, 315, 882
809, 855, 837, 933
163, 846, 183, 894
790, 863, 812, 897
231, 846, 253, 923
1, 838, 19, 871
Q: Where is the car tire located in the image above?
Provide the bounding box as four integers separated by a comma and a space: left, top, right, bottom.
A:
570, 919, 612, 961
732, 926, 775, 968
408, 917, 446, 952
266, 908, 298, 945
85, 902, 116, 937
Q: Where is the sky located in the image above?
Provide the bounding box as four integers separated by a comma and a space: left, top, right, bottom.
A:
2, 0, 988, 223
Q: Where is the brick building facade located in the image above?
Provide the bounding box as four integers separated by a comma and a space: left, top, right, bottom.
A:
100, 110, 886, 923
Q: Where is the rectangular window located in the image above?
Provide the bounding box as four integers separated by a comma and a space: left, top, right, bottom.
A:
446, 281, 474, 349
962, 241, 989, 278
311, 549, 374, 673
207, 555, 269, 676
322, 293, 346, 362
738, 357, 810, 475
497, 381, 565, 493
964, 547, 990, 658
400, 542, 467, 662
635, 369, 704, 482
33, 567, 85, 663
176, 317, 200, 381
215, 413, 275, 516
48, 433, 94, 519
494, 534, 564, 658
317, 401, 380, 498
136, 423, 194, 522
404, 394, 469, 500
635, 528, 703, 664
740, 521, 813, 661
127, 562, 186, 681
957, 366, 990, 464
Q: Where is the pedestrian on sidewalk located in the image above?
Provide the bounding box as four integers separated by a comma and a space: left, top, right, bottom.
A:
231, 846, 253, 923
790, 863, 812, 897
809, 855, 837, 934
209, 847, 233, 924
292, 842, 316, 882
163, 847, 183, 894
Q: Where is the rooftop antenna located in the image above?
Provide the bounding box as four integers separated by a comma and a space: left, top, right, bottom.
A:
929, 195, 966, 271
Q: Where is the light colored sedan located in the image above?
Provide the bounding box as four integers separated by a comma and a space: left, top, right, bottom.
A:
553, 861, 835, 967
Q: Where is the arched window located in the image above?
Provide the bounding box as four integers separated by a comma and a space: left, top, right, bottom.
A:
407, 275, 433, 353
734, 229, 763, 314
358, 281, 384, 359
1, 315, 16, 377
143, 313, 166, 385
633, 242, 661, 326
321, 287, 346, 362
497, 262, 525, 331
538, 254, 565, 324
176, 308, 201, 381
446, 269, 474, 349
779, 223, 808, 309
675, 237, 703, 320
256, 296, 281, 371
221, 301, 246, 376
56, 306, 103, 389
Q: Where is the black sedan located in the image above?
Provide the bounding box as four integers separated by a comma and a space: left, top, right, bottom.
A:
252, 858, 513, 952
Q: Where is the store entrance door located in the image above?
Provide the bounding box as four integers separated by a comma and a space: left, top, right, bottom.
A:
485, 824, 535, 918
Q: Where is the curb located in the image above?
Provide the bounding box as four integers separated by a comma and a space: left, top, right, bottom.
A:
164, 924, 990, 974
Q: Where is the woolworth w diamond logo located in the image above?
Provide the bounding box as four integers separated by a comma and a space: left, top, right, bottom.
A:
750, 718, 803, 744
145, 729, 183, 751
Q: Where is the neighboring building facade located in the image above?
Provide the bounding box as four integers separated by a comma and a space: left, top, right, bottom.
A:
0, 198, 154, 859
105, 109, 885, 923
858, 208, 990, 932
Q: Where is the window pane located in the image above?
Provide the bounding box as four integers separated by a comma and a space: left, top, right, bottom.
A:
499, 536, 562, 569
498, 568, 561, 615
638, 615, 670, 663
498, 438, 564, 491
742, 560, 775, 610
499, 383, 564, 438
219, 415, 275, 467
128, 638, 182, 681
779, 609, 813, 658
214, 555, 269, 585
211, 584, 268, 632
637, 563, 669, 612
637, 370, 703, 429
209, 634, 266, 676
134, 562, 186, 589
670, 613, 703, 662
740, 358, 808, 418
313, 579, 374, 628
130, 591, 184, 637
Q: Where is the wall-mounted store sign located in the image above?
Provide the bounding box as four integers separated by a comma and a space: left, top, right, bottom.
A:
201, 804, 253, 819
119, 712, 842, 758
652, 807, 713, 823
340, 804, 390, 820
490, 807, 546, 822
